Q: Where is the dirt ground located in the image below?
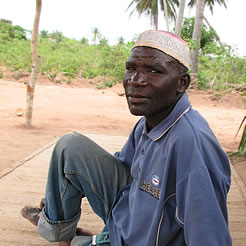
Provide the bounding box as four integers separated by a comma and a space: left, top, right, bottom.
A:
1, 73, 246, 185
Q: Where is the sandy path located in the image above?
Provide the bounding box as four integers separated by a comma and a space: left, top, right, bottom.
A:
0, 79, 245, 182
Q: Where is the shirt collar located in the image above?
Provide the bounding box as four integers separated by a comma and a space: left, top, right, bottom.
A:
143, 92, 191, 141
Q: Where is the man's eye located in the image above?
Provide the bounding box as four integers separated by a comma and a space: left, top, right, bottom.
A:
126, 67, 135, 71
149, 69, 160, 73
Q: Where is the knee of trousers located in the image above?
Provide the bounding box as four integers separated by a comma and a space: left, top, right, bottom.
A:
54, 132, 91, 156
52, 132, 99, 170
55, 132, 87, 150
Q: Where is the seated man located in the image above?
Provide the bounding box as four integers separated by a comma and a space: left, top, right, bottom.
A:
22, 30, 232, 246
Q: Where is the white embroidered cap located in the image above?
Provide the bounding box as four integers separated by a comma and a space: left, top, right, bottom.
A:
133, 30, 191, 69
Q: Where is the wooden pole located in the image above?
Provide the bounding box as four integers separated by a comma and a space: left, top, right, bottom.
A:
25, 0, 42, 126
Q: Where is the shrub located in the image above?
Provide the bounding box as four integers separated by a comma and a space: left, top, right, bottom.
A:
197, 42, 246, 91
0, 22, 245, 90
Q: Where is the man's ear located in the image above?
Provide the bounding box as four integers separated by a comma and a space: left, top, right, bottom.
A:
177, 73, 190, 93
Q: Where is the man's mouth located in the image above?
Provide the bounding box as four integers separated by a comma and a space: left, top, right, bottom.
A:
127, 93, 148, 104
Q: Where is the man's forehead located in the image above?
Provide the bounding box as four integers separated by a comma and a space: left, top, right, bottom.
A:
129, 46, 178, 64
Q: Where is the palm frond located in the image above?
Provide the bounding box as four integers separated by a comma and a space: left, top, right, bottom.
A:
188, 0, 227, 14
230, 116, 246, 157
159, 0, 177, 21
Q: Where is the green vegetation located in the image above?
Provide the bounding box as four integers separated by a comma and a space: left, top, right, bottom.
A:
0, 20, 132, 87
0, 19, 245, 91
181, 17, 219, 50
0, 19, 28, 41
198, 43, 246, 92
230, 116, 246, 157
180, 17, 246, 91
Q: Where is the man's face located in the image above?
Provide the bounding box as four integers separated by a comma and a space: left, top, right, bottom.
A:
123, 46, 186, 127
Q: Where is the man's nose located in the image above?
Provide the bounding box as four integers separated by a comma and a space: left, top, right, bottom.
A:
129, 71, 147, 86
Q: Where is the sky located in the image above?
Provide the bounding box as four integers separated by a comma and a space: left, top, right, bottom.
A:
0, 0, 245, 57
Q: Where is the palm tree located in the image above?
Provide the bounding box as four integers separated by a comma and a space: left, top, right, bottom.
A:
25, 0, 42, 126
188, 0, 227, 76
127, 0, 178, 30
127, 0, 227, 79
92, 27, 101, 44
188, 0, 226, 13
190, 0, 205, 77
175, 0, 187, 36
163, 0, 170, 31
127, 0, 159, 30
160, 0, 179, 30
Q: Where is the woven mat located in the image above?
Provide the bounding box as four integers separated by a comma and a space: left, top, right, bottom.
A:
0, 133, 245, 245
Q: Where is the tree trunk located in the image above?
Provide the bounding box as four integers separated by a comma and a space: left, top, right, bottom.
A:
25, 0, 42, 126
154, 6, 159, 30
190, 0, 205, 86
163, 0, 170, 31
175, 0, 186, 36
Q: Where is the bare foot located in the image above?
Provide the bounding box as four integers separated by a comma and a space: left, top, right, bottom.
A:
21, 199, 92, 245
20, 206, 41, 226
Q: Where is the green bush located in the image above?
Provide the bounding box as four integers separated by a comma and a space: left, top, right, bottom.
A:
0, 20, 245, 90
181, 17, 218, 50
0, 19, 28, 41
197, 42, 246, 91
0, 39, 31, 70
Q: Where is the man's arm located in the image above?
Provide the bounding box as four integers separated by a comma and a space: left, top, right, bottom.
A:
176, 164, 232, 245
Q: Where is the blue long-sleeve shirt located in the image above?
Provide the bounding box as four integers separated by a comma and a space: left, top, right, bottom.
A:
108, 93, 232, 245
